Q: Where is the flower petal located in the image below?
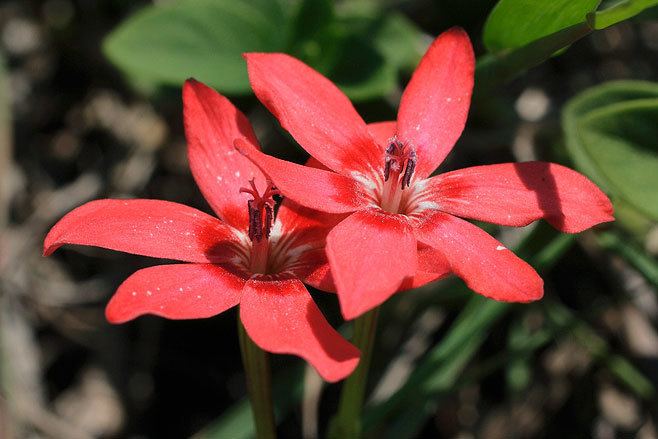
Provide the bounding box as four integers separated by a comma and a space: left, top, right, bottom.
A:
106, 263, 246, 323
326, 209, 417, 319
367, 121, 396, 150
44, 199, 241, 263
240, 277, 360, 382
235, 138, 368, 213
183, 79, 266, 230
425, 162, 614, 233
271, 199, 345, 292
397, 27, 475, 178
413, 243, 451, 288
415, 212, 543, 302
244, 53, 380, 177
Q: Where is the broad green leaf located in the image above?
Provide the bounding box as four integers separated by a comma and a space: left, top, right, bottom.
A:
477, 1, 657, 93
483, 0, 600, 52
563, 81, 658, 220
324, 32, 397, 101
103, 0, 288, 94
592, 0, 658, 29
579, 100, 658, 218
290, 7, 424, 100
289, 0, 334, 44
371, 13, 426, 72
476, 22, 593, 95
563, 81, 658, 184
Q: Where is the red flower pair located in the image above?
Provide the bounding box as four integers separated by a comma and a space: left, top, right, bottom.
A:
44, 28, 613, 381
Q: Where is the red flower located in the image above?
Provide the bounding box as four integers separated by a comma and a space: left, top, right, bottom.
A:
43, 79, 359, 382
235, 27, 614, 320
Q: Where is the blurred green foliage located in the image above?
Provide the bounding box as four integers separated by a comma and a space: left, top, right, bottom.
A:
104, 0, 288, 94
563, 81, 658, 235
104, 0, 425, 100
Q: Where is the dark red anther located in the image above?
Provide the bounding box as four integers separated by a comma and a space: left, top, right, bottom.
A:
401, 149, 416, 189
240, 179, 280, 242
383, 139, 416, 189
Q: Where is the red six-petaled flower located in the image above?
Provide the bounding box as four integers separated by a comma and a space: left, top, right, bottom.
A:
235, 27, 615, 320
43, 80, 359, 382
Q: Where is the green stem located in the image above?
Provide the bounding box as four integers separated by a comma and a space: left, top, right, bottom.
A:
329, 308, 380, 439
237, 320, 276, 439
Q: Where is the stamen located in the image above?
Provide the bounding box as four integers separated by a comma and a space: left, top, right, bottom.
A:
264, 203, 273, 240
383, 139, 416, 188
383, 143, 395, 181
239, 179, 279, 243
401, 149, 416, 189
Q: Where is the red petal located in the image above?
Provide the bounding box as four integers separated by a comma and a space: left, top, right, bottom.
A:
413, 243, 451, 288
44, 199, 241, 263
183, 79, 266, 230
397, 28, 475, 178
235, 138, 368, 214
326, 209, 417, 319
272, 199, 345, 292
244, 53, 380, 177
425, 162, 614, 233
240, 277, 360, 382
106, 264, 246, 323
367, 121, 396, 150
415, 212, 543, 302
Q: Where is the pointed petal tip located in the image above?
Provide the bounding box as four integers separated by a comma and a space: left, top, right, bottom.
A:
240, 278, 361, 383
42, 233, 57, 256
104, 302, 131, 325
319, 349, 360, 383
42, 245, 55, 257
339, 299, 368, 321
445, 26, 469, 37
182, 77, 203, 93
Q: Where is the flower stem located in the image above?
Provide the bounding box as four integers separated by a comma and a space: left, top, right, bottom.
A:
238, 319, 277, 439
329, 307, 380, 439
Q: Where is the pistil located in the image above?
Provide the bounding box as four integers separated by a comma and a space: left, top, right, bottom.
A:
380, 140, 416, 213
240, 179, 279, 274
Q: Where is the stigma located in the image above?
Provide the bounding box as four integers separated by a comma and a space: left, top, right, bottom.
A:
240, 179, 280, 243
384, 139, 416, 189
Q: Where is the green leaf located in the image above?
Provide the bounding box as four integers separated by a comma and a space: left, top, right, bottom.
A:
103, 0, 288, 94
592, 0, 658, 29
477, 0, 657, 93
483, 0, 601, 52
371, 13, 426, 72
324, 32, 397, 101
289, 0, 334, 44
476, 22, 593, 95
293, 7, 425, 101
563, 81, 658, 220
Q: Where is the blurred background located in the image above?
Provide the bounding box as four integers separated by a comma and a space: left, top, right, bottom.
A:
1, 0, 658, 438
